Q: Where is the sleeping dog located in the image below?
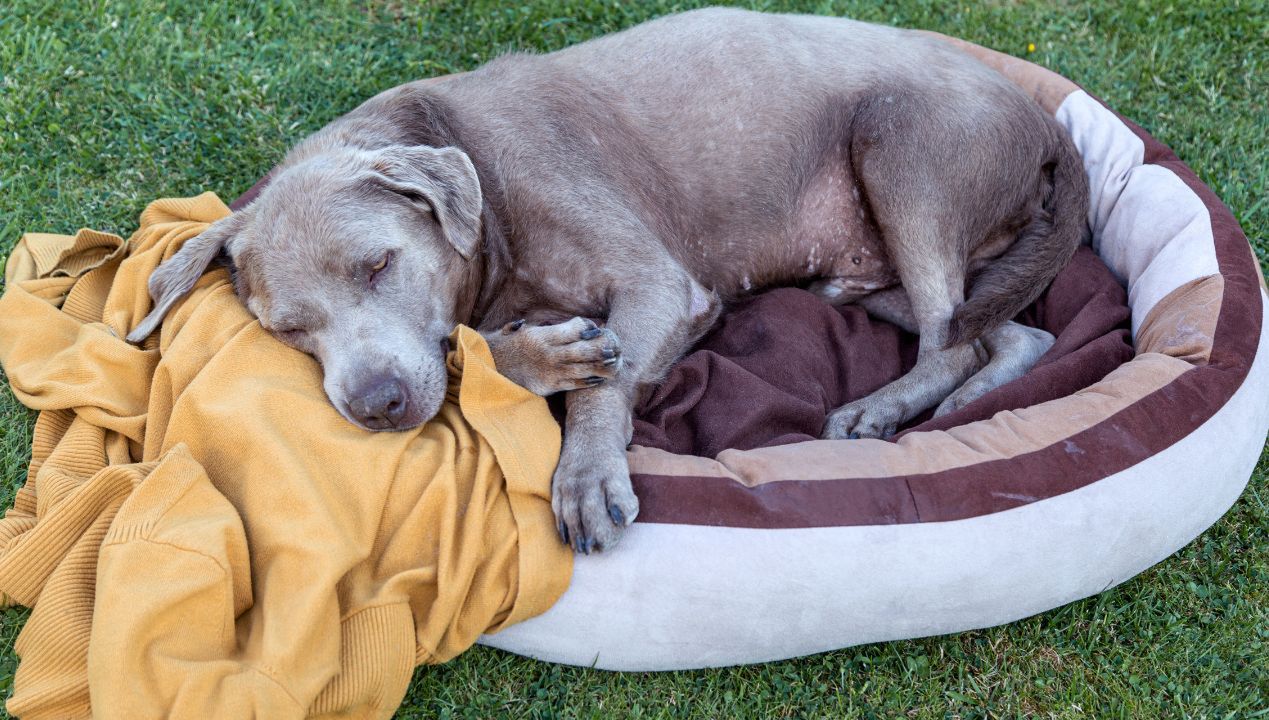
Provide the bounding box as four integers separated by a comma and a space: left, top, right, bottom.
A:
129, 8, 1088, 553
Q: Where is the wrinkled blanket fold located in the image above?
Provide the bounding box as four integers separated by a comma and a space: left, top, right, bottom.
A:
0, 194, 572, 720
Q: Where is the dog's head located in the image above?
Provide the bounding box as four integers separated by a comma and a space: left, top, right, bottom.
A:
128, 144, 483, 431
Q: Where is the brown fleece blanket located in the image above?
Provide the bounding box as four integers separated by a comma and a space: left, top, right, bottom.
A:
633, 246, 1133, 457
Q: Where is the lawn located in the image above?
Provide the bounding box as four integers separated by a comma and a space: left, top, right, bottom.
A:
0, 0, 1266, 717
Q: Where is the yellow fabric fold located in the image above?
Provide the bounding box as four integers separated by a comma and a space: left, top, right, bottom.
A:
0, 192, 572, 719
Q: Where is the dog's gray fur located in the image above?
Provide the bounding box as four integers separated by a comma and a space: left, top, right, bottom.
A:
128, 9, 1089, 553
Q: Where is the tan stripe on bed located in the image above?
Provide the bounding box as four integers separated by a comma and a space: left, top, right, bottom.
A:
917, 31, 1079, 114
1135, 275, 1223, 364
629, 352, 1193, 483
627, 445, 747, 484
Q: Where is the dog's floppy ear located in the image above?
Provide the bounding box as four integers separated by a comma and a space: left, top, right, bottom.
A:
125, 209, 251, 343
367, 145, 483, 260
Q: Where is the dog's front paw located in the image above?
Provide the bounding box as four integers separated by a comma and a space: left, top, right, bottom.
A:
551, 448, 638, 554
823, 397, 906, 440
490, 317, 622, 396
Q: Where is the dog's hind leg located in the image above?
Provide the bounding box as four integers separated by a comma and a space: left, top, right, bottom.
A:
933, 321, 1054, 416
822, 86, 1066, 439
850, 288, 1053, 420
822, 226, 982, 439
822, 116, 982, 437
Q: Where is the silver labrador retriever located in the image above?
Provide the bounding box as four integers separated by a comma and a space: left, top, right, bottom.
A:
129, 9, 1088, 553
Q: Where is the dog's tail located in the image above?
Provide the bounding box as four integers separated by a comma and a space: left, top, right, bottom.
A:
944, 128, 1089, 347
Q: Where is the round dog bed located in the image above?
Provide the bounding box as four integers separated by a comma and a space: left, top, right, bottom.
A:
232, 41, 1268, 671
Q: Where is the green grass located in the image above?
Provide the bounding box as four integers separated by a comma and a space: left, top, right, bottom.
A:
1, 0, 1266, 717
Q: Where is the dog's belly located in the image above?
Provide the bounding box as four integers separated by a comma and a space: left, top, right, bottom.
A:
692, 157, 899, 303
489, 156, 900, 326
790, 157, 898, 302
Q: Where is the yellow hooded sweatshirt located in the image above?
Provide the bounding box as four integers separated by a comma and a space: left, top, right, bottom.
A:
0, 193, 572, 719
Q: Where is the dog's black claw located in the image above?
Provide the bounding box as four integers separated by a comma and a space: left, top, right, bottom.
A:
508, 319, 525, 332
847, 432, 861, 440
609, 504, 625, 525
585, 376, 605, 386
602, 357, 619, 367
580, 327, 602, 340
583, 537, 596, 555
601, 347, 616, 359
558, 521, 569, 545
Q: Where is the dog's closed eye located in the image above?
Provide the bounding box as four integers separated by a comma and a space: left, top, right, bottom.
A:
368, 251, 394, 287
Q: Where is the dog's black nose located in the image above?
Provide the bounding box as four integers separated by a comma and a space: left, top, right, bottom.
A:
349, 376, 409, 430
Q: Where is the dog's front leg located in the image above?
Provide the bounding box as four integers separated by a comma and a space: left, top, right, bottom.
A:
552, 276, 701, 554
480, 317, 623, 397
553, 383, 638, 554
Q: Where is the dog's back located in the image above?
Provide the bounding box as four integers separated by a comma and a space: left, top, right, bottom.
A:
413, 9, 1085, 307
